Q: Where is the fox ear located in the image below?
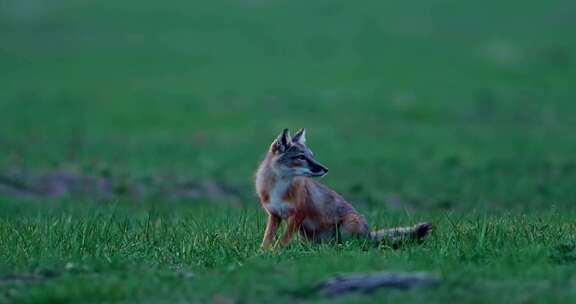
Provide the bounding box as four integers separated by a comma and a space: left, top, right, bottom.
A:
272, 128, 291, 153
292, 128, 306, 145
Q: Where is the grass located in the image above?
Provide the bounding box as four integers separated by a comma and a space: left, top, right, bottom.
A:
1, 0, 576, 302
1, 201, 576, 303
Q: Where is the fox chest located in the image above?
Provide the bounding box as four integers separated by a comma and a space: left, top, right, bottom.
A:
264, 197, 294, 219
261, 181, 295, 219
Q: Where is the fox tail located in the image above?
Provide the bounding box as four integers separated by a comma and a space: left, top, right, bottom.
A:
369, 222, 433, 245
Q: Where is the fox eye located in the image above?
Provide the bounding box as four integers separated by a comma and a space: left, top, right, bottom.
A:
296, 155, 307, 160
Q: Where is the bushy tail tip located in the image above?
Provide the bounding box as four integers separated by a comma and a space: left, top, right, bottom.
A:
370, 222, 433, 244
414, 222, 433, 238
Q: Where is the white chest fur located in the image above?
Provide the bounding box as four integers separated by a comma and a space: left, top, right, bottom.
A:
264, 178, 293, 219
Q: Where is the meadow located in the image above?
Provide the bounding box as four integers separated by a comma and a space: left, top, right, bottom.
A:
1, 0, 576, 302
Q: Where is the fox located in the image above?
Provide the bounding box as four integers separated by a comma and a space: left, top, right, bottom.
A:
255, 128, 432, 248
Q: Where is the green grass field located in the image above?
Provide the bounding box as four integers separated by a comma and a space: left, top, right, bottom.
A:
1, 0, 576, 302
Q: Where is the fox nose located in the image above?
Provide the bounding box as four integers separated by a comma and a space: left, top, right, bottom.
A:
311, 165, 328, 174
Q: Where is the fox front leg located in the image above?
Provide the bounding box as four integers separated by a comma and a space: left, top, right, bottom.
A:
261, 213, 280, 249
278, 216, 302, 247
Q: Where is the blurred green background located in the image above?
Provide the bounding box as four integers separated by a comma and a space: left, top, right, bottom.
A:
1, 0, 575, 210
2, 1, 576, 303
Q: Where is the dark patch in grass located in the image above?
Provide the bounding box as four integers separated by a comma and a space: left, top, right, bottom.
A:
550, 241, 576, 264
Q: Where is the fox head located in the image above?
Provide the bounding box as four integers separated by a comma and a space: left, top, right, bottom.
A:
268, 128, 328, 178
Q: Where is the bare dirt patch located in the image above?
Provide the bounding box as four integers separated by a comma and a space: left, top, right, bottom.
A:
0, 269, 59, 284
314, 271, 440, 297
0, 168, 244, 203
